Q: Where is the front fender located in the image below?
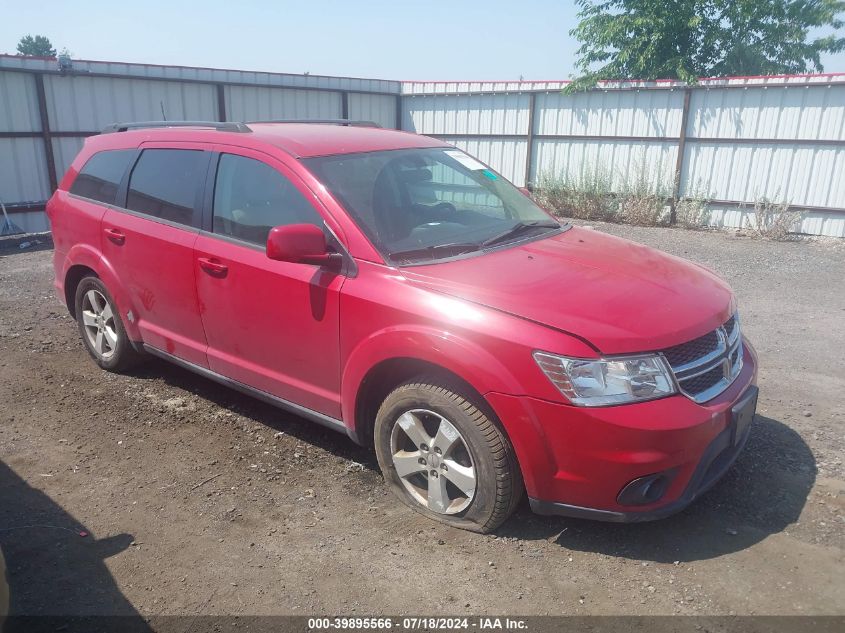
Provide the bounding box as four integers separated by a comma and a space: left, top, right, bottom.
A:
61, 244, 142, 341
341, 324, 525, 435
340, 324, 567, 495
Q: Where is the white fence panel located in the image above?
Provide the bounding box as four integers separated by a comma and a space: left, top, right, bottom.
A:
689, 85, 845, 140
536, 89, 685, 137
44, 76, 217, 131
706, 204, 845, 238
0, 71, 40, 132
224, 86, 341, 122
798, 213, 845, 237
533, 139, 678, 191
348, 93, 396, 129
0, 138, 50, 203
404, 94, 530, 135
683, 142, 845, 208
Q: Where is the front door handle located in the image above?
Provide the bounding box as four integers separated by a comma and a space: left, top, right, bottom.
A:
198, 257, 228, 277
104, 228, 126, 245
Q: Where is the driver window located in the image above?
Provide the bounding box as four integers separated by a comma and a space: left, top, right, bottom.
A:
213, 154, 322, 245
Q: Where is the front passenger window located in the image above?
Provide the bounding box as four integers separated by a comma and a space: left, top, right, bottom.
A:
213, 154, 322, 245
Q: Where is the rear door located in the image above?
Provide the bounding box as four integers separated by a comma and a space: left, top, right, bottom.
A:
102, 143, 212, 367
193, 147, 346, 418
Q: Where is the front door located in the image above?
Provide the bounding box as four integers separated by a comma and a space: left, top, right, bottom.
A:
193, 148, 346, 418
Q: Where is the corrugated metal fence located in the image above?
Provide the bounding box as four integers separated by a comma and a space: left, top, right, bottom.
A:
402, 76, 845, 237
0, 55, 400, 233
2, 55, 843, 237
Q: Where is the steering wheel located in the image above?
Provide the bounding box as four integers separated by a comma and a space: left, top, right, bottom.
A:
431, 201, 457, 215
408, 202, 460, 236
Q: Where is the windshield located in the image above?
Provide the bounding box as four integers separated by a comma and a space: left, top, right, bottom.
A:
304, 148, 562, 264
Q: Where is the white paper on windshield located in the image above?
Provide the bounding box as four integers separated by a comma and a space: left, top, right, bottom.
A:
444, 150, 487, 171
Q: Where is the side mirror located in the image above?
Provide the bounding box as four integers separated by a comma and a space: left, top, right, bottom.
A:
266, 224, 342, 267
518, 186, 532, 198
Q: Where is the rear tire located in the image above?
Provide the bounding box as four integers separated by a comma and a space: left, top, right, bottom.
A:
374, 375, 523, 533
74, 276, 143, 372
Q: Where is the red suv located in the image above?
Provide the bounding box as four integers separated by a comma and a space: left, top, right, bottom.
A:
48, 120, 758, 532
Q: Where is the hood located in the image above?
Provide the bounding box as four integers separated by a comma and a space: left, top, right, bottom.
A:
400, 227, 734, 354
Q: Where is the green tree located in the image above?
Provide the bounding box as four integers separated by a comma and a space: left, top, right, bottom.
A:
16, 35, 56, 57
568, 0, 845, 89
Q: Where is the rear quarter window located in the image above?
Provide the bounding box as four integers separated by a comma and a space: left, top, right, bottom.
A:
69, 149, 136, 205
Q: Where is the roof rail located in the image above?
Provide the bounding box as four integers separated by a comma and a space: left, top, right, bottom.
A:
247, 119, 381, 128
100, 119, 381, 134
101, 121, 251, 134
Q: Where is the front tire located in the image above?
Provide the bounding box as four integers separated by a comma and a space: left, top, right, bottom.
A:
374, 376, 523, 533
74, 276, 143, 372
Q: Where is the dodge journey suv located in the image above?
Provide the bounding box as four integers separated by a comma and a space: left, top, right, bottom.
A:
49, 119, 758, 532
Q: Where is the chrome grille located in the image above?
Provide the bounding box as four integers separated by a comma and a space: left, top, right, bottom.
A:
661, 314, 743, 403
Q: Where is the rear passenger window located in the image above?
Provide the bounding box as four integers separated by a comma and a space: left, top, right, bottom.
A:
70, 149, 135, 205
126, 149, 206, 226
212, 154, 322, 245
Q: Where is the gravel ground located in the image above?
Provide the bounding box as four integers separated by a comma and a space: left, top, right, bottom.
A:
0, 225, 843, 619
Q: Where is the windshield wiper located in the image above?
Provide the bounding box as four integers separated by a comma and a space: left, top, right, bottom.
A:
389, 242, 481, 263
481, 220, 561, 248
389, 220, 560, 263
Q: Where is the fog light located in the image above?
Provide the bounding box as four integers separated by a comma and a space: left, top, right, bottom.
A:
617, 469, 678, 506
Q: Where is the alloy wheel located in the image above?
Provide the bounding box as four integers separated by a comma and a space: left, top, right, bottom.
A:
80, 289, 118, 360
389, 408, 477, 515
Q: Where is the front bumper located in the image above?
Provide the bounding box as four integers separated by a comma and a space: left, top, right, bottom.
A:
529, 384, 757, 521
486, 338, 758, 522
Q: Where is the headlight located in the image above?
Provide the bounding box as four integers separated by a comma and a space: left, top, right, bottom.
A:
533, 351, 677, 406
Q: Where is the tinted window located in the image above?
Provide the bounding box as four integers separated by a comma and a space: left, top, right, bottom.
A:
126, 149, 206, 225
213, 153, 322, 245
70, 149, 135, 205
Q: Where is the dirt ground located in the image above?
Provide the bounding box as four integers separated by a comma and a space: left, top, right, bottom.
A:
0, 224, 843, 619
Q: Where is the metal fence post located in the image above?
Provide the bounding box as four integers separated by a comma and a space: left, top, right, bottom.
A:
524, 92, 536, 189
395, 93, 403, 131
34, 74, 58, 193
670, 87, 693, 224
340, 91, 349, 119
216, 84, 227, 122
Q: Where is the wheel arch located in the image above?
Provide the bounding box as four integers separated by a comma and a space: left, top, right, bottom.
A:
353, 357, 485, 447
343, 326, 525, 441
60, 244, 142, 340
64, 264, 98, 318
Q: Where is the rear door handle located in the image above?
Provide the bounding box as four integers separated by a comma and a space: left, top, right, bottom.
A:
198, 257, 228, 276
104, 228, 126, 245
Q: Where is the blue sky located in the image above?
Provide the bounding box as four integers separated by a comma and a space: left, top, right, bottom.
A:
1, 0, 843, 80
